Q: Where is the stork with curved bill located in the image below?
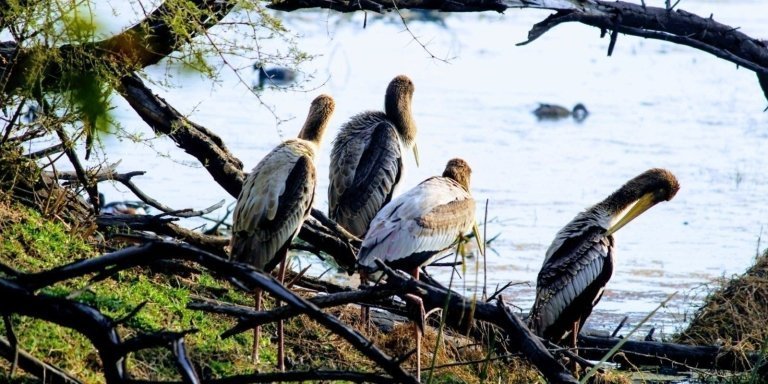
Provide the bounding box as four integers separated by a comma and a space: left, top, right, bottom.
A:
528, 168, 680, 372
357, 158, 480, 382
230, 94, 335, 370
329, 74, 419, 238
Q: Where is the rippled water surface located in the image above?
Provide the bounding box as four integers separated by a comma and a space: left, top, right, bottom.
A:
85, 1, 768, 337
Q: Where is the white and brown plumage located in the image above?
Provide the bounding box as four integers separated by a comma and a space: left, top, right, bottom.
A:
357, 158, 476, 382
528, 168, 680, 350
328, 74, 419, 238
230, 94, 335, 370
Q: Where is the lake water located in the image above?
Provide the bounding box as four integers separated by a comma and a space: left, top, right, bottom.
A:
73, 1, 768, 338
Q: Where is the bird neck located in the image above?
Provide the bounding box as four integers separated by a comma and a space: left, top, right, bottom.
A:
385, 92, 416, 146
597, 189, 638, 217
443, 170, 470, 191
596, 175, 655, 216
298, 110, 332, 146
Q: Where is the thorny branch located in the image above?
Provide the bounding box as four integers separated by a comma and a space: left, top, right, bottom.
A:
189, 280, 413, 338
7, 240, 419, 384
0, 335, 81, 384
0, 277, 198, 383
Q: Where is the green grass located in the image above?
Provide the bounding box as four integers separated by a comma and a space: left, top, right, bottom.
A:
0, 202, 257, 382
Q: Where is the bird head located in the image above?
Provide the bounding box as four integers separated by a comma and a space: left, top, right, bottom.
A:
605, 168, 680, 236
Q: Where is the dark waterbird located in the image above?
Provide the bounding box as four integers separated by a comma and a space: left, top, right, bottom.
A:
328, 74, 419, 238
528, 168, 679, 371
533, 103, 589, 122
253, 64, 298, 89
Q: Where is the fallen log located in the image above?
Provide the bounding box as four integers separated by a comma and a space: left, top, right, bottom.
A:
578, 334, 764, 372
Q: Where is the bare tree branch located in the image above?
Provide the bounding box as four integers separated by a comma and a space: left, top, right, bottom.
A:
263, 0, 768, 79
117, 73, 245, 198
50, 163, 225, 218
188, 281, 411, 338
9, 240, 419, 383
95, 214, 229, 256
518, 2, 768, 77
0, 336, 82, 384
496, 297, 578, 384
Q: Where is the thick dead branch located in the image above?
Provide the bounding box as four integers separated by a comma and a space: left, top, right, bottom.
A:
0, 336, 82, 384
578, 334, 765, 372
9, 240, 418, 383
0, 276, 210, 383
0, 278, 126, 382
118, 74, 244, 198
301, 211, 359, 273
267, 0, 592, 13
263, 0, 768, 80
374, 263, 577, 383
519, 1, 768, 77
496, 297, 578, 384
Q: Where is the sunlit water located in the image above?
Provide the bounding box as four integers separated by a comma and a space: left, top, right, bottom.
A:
37, 1, 768, 339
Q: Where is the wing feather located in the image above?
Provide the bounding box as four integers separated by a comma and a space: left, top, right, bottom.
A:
231, 140, 316, 271
357, 177, 475, 272
329, 112, 404, 237
529, 223, 614, 341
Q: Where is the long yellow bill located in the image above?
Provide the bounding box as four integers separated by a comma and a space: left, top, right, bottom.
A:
605, 192, 657, 236
413, 142, 420, 167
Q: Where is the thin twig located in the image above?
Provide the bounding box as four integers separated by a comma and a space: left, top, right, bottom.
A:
0, 335, 81, 384
391, 0, 451, 64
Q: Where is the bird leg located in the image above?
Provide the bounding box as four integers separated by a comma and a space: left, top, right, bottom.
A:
359, 271, 371, 330
570, 320, 581, 379
252, 288, 262, 364
404, 267, 425, 382
277, 258, 287, 372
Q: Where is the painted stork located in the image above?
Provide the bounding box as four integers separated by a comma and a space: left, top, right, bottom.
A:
528, 168, 679, 363
230, 94, 335, 370
357, 158, 477, 382
328, 74, 419, 238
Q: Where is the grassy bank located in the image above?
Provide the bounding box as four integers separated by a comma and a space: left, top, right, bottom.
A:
674, 250, 768, 383
0, 197, 569, 383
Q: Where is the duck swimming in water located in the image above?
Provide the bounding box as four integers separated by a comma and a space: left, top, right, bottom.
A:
533, 103, 589, 122
253, 64, 298, 89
